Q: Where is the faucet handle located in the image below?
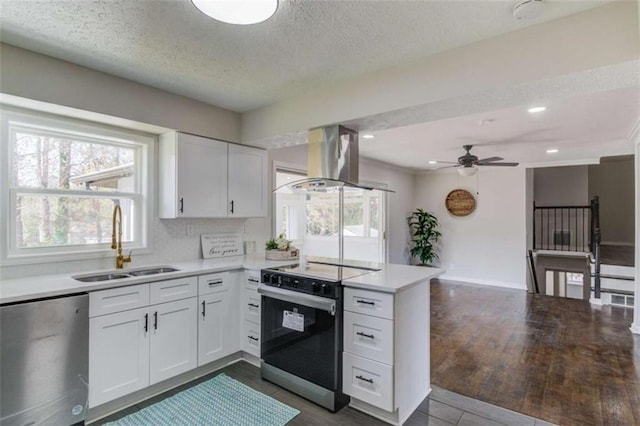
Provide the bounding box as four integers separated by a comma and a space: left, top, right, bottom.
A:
124, 250, 133, 263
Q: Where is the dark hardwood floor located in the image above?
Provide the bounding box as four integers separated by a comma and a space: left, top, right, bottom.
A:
430, 279, 640, 426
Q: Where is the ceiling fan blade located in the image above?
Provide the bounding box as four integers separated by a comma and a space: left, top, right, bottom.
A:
477, 162, 519, 167
475, 156, 503, 163
435, 165, 460, 170
432, 161, 459, 165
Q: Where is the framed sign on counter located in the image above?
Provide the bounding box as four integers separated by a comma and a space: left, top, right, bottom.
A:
201, 233, 243, 258
445, 189, 476, 217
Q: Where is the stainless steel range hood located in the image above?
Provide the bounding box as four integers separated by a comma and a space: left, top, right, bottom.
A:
276, 125, 393, 192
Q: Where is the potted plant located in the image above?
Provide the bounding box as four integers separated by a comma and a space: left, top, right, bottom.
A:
265, 233, 299, 260
407, 208, 441, 266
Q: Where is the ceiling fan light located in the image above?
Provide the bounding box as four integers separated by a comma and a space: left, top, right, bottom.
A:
192, 0, 278, 25
458, 166, 477, 177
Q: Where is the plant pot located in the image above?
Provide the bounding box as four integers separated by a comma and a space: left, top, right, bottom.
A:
265, 249, 299, 260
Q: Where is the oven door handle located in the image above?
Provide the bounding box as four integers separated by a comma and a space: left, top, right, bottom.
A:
258, 285, 336, 316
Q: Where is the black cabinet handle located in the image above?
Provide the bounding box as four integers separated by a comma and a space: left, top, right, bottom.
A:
153, 311, 158, 330
248, 335, 259, 341
248, 278, 259, 283
208, 280, 223, 286
356, 332, 375, 339
356, 375, 374, 384
202, 301, 206, 317
248, 303, 259, 308
179, 197, 184, 213
144, 313, 148, 332
356, 300, 375, 306
230, 200, 234, 214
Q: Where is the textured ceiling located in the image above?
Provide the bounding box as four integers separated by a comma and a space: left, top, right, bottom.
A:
359, 86, 640, 171
0, 0, 613, 112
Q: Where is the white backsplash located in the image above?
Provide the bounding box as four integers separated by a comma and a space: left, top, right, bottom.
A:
0, 217, 271, 280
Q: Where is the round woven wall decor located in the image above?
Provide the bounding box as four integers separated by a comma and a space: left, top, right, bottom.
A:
445, 189, 476, 217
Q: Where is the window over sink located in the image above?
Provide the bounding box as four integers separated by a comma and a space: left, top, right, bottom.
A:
1, 106, 154, 264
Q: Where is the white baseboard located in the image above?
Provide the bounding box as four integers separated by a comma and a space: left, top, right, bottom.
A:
630, 323, 640, 335
438, 274, 525, 290
589, 297, 604, 306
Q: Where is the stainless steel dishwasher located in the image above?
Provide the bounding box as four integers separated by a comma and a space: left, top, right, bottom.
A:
1, 293, 89, 426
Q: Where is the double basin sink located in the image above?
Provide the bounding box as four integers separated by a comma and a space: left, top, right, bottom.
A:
73, 266, 180, 282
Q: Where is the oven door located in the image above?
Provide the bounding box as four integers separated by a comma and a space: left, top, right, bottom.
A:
258, 285, 340, 391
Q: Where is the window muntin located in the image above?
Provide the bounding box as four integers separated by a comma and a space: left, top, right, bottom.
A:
2, 107, 153, 263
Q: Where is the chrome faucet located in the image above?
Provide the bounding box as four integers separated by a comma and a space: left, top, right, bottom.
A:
111, 204, 132, 269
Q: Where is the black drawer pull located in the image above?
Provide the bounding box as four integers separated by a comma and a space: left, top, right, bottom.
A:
356, 375, 374, 384
356, 332, 375, 339
248, 335, 259, 341
208, 280, 223, 286
248, 278, 259, 283
356, 300, 375, 305
248, 303, 259, 308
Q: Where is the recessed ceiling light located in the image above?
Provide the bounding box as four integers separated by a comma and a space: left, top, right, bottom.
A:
546, 149, 559, 154
528, 106, 547, 113
192, 0, 278, 25
362, 134, 375, 139
428, 161, 437, 165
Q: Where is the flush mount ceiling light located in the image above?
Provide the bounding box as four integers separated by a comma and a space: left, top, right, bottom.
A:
428, 160, 437, 165
192, 0, 278, 25
546, 148, 559, 154
362, 134, 375, 139
528, 106, 547, 113
458, 166, 477, 177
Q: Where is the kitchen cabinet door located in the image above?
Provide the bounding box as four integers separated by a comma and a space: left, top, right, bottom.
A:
89, 307, 149, 407
227, 143, 267, 217
159, 132, 228, 218
197, 291, 227, 366
149, 298, 198, 384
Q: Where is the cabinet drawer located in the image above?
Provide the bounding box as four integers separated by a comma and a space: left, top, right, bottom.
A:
245, 271, 260, 291
343, 352, 394, 412
242, 320, 261, 357
344, 287, 394, 319
198, 272, 230, 295
90, 284, 149, 317
344, 311, 393, 365
150, 276, 197, 305
243, 288, 261, 324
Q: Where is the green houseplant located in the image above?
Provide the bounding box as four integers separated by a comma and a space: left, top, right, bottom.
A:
408, 208, 441, 266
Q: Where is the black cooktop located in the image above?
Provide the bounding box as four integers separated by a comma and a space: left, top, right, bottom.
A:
267, 262, 372, 282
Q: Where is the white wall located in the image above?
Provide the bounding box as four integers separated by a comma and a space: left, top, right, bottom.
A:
414, 168, 527, 289
268, 144, 416, 264
0, 44, 241, 143
534, 166, 589, 206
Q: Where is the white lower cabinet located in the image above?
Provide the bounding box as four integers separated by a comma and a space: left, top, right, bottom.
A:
89, 279, 198, 408
149, 298, 198, 384
241, 270, 261, 357
89, 306, 149, 408
197, 271, 241, 366
342, 282, 431, 426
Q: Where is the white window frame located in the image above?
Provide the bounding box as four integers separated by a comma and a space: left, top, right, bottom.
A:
0, 106, 155, 265
272, 161, 387, 263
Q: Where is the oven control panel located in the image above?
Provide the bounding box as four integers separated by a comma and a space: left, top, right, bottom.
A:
261, 271, 339, 299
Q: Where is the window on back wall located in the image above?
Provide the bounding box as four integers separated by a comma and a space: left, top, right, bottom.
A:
1, 107, 154, 264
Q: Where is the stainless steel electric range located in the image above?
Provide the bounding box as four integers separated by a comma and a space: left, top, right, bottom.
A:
258, 262, 372, 412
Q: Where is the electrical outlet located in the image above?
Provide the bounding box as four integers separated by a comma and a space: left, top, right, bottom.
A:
186, 224, 194, 236
244, 241, 256, 254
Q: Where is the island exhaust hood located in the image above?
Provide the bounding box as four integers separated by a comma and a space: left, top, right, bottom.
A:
276, 125, 393, 192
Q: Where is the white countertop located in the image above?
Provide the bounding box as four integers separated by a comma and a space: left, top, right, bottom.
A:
0, 255, 444, 304
343, 263, 443, 293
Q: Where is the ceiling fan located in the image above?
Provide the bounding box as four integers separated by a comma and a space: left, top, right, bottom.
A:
436, 145, 519, 176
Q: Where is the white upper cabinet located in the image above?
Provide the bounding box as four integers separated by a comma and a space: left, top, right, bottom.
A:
228, 144, 268, 218
159, 132, 228, 218
159, 132, 267, 218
